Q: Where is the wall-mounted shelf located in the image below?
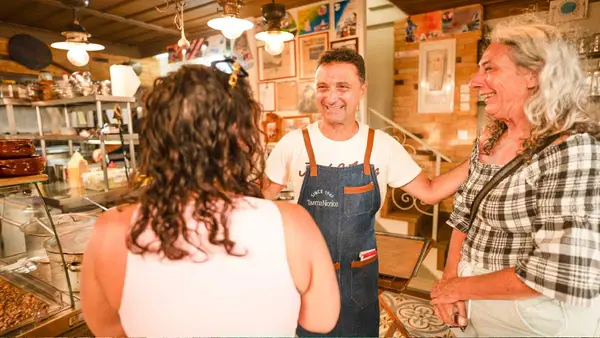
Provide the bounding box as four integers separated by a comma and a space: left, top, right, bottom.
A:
31, 95, 135, 107
0, 174, 48, 188
0, 133, 139, 143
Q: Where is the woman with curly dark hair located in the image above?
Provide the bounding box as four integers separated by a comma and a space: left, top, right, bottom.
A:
80, 62, 340, 337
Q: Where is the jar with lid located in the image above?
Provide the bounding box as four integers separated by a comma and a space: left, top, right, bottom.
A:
0, 80, 16, 98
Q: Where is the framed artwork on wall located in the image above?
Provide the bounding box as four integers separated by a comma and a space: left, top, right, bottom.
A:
297, 3, 330, 35
262, 112, 282, 143
281, 114, 313, 136
330, 37, 358, 52
297, 81, 318, 114
418, 39, 456, 113
299, 33, 329, 79
333, 0, 358, 39
258, 82, 276, 111
258, 40, 296, 81
276, 80, 298, 111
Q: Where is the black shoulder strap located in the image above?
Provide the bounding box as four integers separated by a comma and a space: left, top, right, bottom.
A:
467, 134, 562, 229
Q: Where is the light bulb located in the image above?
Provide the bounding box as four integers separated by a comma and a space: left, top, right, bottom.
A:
265, 39, 285, 55
67, 46, 89, 67
221, 27, 245, 40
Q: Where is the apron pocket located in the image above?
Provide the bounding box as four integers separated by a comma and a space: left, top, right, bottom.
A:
344, 182, 374, 217
350, 256, 379, 309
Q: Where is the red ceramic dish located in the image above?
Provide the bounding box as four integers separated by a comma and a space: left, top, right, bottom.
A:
0, 155, 46, 177
0, 139, 36, 159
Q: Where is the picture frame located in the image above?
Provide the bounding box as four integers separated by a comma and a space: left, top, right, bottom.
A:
262, 112, 282, 143
258, 82, 276, 111
418, 39, 456, 113
258, 40, 297, 81
297, 81, 319, 114
299, 33, 329, 79
276, 81, 299, 111
330, 37, 358, 52
281, 114, 313, 136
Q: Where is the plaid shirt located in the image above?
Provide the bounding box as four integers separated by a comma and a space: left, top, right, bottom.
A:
447, 133, 600, 307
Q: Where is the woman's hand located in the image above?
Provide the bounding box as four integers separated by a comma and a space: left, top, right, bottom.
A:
432, 301, 468, 327
430, 275, 464, 305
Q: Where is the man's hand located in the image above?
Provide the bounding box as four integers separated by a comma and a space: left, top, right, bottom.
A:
93, 149, 104, 163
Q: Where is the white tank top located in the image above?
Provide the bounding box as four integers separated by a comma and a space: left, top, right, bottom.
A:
118, 197, 301, 337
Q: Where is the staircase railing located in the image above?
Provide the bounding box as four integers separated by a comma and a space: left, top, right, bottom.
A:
368, 108, 452, 241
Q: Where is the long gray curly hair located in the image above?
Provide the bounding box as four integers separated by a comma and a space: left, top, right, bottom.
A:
481, 17, 599, 156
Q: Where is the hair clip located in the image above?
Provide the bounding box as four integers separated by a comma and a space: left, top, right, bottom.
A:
228, 61, 241, 89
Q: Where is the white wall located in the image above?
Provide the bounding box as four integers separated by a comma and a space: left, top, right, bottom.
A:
365, 24, 394, 130
365, 0, 406, 130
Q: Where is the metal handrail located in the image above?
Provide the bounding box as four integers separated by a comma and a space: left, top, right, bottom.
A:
368, 108, 452, 163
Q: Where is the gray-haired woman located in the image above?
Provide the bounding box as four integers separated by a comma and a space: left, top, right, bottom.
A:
430, 20, 600, 336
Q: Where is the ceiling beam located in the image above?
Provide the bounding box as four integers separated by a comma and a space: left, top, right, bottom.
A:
0, 20, 142, 58
29, 0, 180, 36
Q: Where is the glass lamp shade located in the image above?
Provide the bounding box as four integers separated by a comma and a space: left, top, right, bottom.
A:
51, 41, 105, 51
207, 16, 254, 40
255, 30, 294, 55
67, 46, 89, 67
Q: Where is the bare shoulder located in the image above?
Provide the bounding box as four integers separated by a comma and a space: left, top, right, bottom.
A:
95, 203, 138, 229
274, 202, 313, 226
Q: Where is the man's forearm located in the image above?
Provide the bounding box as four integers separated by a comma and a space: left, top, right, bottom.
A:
460, 267, 540, 301
261, 177, 285, 200
430, 160, 469, 201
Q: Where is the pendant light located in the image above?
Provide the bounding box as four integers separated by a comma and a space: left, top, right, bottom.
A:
255, 0, 293, 56
51, 8, 105, 67
208, 0, 254, 40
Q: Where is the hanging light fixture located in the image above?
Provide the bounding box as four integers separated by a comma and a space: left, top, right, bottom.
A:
207, 0, 254, 40
51, 8, 104, 67
255, 0, 293, 56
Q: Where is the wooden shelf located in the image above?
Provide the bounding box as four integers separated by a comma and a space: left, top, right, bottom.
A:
0, 174, 48, 188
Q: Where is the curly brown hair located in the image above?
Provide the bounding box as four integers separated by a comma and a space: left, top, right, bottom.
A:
317, 48, 366, 84
126, 64, 265, 260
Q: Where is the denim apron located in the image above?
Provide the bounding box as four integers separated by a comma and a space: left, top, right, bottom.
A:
296, 128, 381, 337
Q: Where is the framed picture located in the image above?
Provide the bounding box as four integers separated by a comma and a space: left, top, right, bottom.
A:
258, 40, 296, 81
330, 37, 358, 52
333, 0, 358, 39
262, 112, 282, 143
418, 39, 456, 113
297, 81, 318, 114
281, 114, 313, 136
276, 81, 298, 111
258, 82, 276, 111
297, 3, 330, 35
299, 33, 329, 79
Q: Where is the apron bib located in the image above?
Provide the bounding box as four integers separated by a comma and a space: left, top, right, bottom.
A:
296, 127, 382, 337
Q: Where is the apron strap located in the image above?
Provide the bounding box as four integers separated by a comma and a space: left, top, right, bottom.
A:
301, 128, 318, 177
363, 128, 375, 175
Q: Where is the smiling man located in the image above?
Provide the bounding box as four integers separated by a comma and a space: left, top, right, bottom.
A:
263, 48, 469, 337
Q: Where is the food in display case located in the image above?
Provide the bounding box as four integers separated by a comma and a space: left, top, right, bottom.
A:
0, 277, 49, 332
0, 156, 46, 177
0, 140, 36, 159
0, 139, 46, 178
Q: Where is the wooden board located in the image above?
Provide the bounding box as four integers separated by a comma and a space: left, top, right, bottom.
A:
0, 174, 48, 188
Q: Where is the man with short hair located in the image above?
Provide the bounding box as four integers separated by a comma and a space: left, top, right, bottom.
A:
264, 48, 468, 336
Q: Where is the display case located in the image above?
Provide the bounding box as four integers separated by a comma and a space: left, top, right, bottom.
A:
0, 175, 93, 336
0, 95, 139, 193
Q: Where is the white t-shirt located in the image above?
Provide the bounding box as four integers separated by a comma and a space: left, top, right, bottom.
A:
265, 122, 422, 210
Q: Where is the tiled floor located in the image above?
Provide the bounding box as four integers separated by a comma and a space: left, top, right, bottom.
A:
379, 291, 453, 338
